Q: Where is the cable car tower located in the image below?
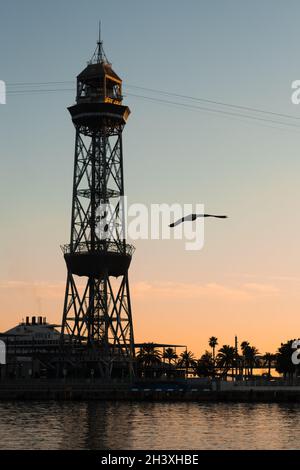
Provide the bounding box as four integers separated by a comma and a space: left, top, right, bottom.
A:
61, 34, 135, 377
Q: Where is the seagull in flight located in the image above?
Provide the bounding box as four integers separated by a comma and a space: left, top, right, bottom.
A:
169, 213, 228, 227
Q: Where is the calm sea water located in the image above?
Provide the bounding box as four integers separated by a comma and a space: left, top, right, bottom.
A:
0, 401, 299, 450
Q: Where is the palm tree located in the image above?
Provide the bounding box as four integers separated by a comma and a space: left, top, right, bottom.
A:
244, 346, 259, 377
137, 343, 161, 369
178, 350, 196, 378
208, 337, 218, 363
240, 341, 250, 376
240, 342, 259, 376
163, 347, 178, 365
194, 351, 214, 378
217, 345, 236, 379
264, 352, 275, 378
275, 340, 296, 380
241, 341, 250, 351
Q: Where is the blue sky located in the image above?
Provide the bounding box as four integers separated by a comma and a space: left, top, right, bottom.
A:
1, 0, 300, 352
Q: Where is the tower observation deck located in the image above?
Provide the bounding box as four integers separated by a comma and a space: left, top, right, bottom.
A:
60, 37, 135, 378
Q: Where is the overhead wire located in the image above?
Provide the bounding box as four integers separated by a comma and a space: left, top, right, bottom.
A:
4, 80, 300, 129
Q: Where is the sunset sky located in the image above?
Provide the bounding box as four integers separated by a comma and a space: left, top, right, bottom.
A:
1, 0, 300, 356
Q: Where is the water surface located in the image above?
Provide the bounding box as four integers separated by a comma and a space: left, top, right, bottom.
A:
0, 401, 299, 449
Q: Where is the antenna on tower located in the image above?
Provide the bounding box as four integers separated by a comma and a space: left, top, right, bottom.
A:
90, 21, 110, 65
97, 20, 102, 62
98, 20, 101, 45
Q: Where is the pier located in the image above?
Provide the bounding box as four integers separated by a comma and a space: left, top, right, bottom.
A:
1, 378, 300, 402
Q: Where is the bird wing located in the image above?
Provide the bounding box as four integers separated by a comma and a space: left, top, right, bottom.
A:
169, 213, 228, 227
202, 214, 228, 219
169, 216, 185, 227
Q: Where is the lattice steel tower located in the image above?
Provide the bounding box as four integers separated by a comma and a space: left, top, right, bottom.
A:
61, 37, 135, 377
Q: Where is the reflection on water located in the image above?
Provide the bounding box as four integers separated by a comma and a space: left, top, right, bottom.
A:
0, 401, 299, 449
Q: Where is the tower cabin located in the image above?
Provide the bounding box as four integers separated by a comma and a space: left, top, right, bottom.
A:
76, 60, 122, 105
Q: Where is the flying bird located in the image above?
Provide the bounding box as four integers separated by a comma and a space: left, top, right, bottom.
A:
169, 213, 228, 227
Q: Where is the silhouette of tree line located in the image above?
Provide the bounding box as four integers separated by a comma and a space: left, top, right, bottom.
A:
136, 338, 300, 380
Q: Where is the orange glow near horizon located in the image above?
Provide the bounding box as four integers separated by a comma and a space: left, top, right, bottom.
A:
0, 275, 298, 357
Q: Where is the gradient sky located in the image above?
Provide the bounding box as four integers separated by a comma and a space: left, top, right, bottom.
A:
1, 0, 300, 356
